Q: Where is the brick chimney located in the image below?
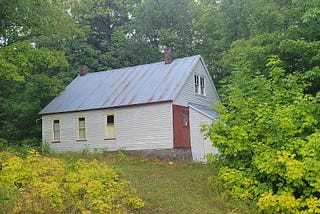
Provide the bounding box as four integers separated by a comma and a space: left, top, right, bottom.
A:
80, 64, 88, 76
164, 47, 174, 64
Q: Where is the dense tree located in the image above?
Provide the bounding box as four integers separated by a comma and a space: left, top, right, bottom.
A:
205, 57, 320, 212
192, 1, 224, 83
67, 0, 148, 70
293, 0, 320, 23
1, 1, 320, 212
0, 0, 79, 145
0, 0, 82, 46
206, 2, 320, 211
0, 0, 319, 183
132, 0, 204, 57
0, 42, 66, 142
218, 0, 320, 94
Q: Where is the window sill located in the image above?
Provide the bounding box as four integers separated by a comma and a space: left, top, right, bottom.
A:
104, 138, 116, 140
76, 139, 87, 142
51, 141, 61, 143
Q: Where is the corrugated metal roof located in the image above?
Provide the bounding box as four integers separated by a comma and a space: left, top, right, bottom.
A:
39, 55, 201, 115
189, 102, 219, 119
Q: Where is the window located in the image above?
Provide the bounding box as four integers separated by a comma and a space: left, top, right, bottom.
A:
52, 119, 60, 142
77, 117, 86, 140
105, 114, 115, 139
200, 76, 205, 95
194, 75, 199, 94
182, 112, 188, 127
194, 74, 205, 96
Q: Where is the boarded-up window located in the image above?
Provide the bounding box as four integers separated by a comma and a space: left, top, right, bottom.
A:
105, 114, 115, 139
52, 119, 60, 142
77, 117, 86, 140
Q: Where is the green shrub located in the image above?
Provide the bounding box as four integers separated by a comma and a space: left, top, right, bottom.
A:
117, 149, 128, 161
206, 56, 320, 213
39, 141, 51, 154
0, 150, 144, 213
0, 138, 8, 151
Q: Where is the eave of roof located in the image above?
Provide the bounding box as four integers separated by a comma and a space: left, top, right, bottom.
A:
188, 102, 219, 119
39, 100, 173, 116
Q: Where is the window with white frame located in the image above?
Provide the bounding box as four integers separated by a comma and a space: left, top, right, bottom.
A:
200, 76, 205, 95
194, 75, 199, 94
77, 117, 86, 140
52, 119, 60, 142
105, 114, 115, 139
194, 74, 205, 96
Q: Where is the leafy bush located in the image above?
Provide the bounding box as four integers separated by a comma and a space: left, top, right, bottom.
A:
0, 150, 144, 213
206, 56, 320, 213
0, 138, 8, 151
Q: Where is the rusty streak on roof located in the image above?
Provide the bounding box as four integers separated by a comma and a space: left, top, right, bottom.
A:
39, 55, 201, 115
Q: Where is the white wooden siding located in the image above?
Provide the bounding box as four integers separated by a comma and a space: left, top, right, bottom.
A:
42, 102, 173, 152
189, 107, 218, 162
174, 60, 219, 107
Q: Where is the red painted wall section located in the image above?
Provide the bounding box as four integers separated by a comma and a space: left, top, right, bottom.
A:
173, 105, 191, 148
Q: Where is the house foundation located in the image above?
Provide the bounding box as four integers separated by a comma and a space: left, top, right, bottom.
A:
125, 148, 192, 161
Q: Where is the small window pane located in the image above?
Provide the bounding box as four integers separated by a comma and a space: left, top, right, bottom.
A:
199, 76, 205, 95
194, 75, 199, 94
200, 87, 204, 95
53, 120, 60, 130
79, 129, 86, 139
182, 112, 188, 127
54, 131, 60, 141
200, 77, 204, 85
194, 75, 199, 84
107, 115, 114, 124
78, 118, 85, 128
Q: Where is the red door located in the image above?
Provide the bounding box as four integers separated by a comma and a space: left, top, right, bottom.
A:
173, 105, 191, 148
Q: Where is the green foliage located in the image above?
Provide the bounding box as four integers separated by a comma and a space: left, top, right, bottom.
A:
0, 138, 8, 151
40, 141, 52, 155
293, 0, 320, 23
132, 0, 204, 57
0, 0, 82, 46
217, 0, 320, 93
1, 0, 320, 155
0, 0, 80, 145
81, 145, 90, 155
221, 35, 320, 94
117, 149, 128, 161
0, 42, 66, 143
0, 150, 144, 213
206, 57, 320, 213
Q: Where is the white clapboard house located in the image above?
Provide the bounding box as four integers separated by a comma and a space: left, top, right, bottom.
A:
39, 49, 219, 161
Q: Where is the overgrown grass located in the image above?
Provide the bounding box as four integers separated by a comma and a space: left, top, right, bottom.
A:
0, 144, 257, 213
51, 151, 258, 214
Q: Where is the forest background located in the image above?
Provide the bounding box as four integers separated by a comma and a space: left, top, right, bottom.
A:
1, 0, 320, 212
0, 0, 319, 145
